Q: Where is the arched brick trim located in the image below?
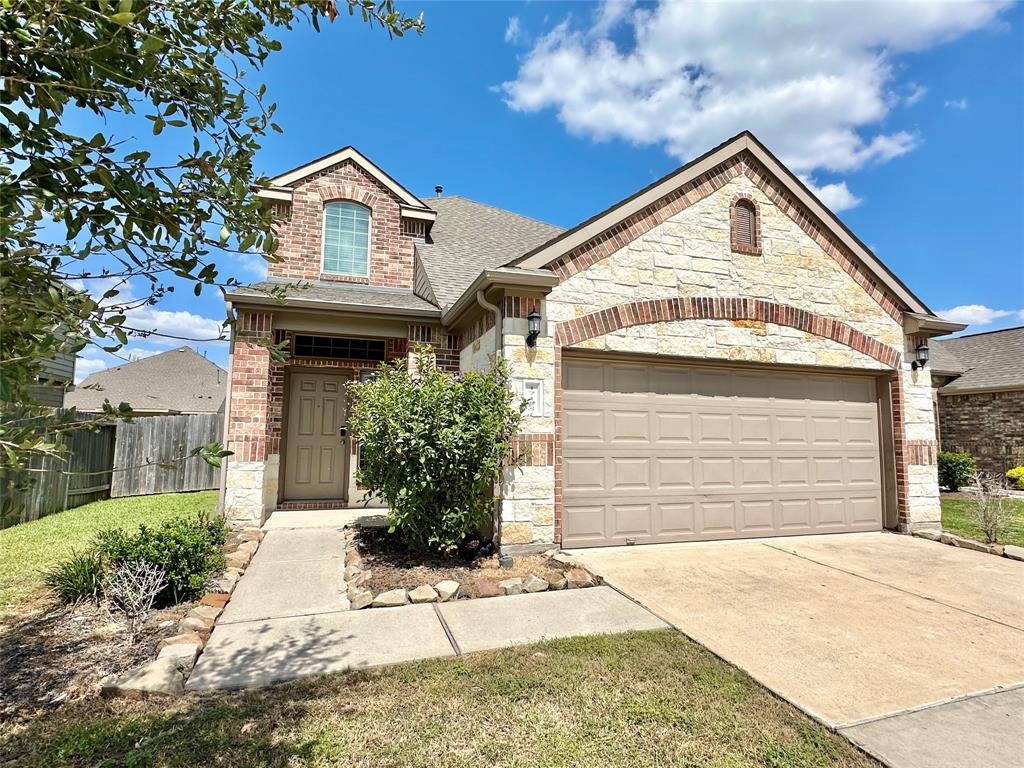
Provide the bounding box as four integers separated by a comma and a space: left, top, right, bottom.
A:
729, 193, 761, 255
555, 297, 901, 369
317, 184, 379, 208
548, 152, 904, 322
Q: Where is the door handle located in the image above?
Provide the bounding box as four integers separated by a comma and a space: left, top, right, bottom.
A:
338, 426, 348, 440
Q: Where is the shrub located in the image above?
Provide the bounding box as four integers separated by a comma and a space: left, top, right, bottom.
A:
938, 451, 975, 492
94, 512, 226, 604
104, 560, 167, 644
348, 347, 522, 552
1006, 466, 1024, 491
44, 548, 105, 604
968, 472, 1013, 544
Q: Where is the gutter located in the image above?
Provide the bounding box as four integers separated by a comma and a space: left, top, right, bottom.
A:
442, 267, 558, 328
224, 290, 442, 321
903, 312, 968, 337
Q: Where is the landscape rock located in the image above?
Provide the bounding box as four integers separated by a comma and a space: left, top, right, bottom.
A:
190, 604, 222, 622
475, 578, 501, 598
913, 529, 942, 542
236, 541, 259, 556
344, 564, 363, 581
435, 580, 460, 602
1004, 544, 1024, 562
523, 574, 549, 593
949, 535, 992, 554
409, 585, 439, 604
991, 544, 1005, 557
499, 577, 523, 596
209, 571, 240, 594
372, 588, 409, 608
566, 568, 594, 589
348, 588, 374, 610
157, 642, 201, 670
180, 615, 214, 633
200, 593, 230, 609
225, 550, 251, 570
345, 549, 362, 568
547, 575, 568, 591
350, 569, 372, 587
101, 658, 184, 698
552, 552, 577, 567
240, 528, 264, 542
158, 632, 205, 652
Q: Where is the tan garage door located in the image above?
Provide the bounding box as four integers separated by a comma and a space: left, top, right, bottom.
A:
562, 357, 884, 547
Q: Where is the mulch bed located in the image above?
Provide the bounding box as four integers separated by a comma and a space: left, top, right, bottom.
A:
352, 527, 591, 598
0, 597, 189, 726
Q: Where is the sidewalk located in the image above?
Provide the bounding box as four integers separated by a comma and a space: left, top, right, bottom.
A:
186, 519, 667, 691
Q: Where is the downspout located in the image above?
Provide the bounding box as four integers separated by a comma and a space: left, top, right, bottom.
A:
476, 289, 503, 359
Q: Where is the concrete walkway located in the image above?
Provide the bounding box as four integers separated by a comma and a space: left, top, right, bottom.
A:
186, 518, 667, 691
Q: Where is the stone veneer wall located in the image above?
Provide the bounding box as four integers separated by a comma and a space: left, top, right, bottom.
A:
938, 389, 1024, 476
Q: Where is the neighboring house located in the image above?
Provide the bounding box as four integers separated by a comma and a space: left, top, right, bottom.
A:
65, 347, 227, 415
222, 131, 964, 551
930, 327, 1024, 477
26, 351, 76, 408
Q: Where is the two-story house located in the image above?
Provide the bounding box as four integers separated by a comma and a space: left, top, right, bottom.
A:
222, 132, 963, 552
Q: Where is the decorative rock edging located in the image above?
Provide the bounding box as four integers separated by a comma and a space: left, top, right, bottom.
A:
101, 526, 265, 698
913, 529, 1024, 562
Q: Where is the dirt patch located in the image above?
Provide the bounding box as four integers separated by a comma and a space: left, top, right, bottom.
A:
0, 597, 189, 726
351, 527, 595, 598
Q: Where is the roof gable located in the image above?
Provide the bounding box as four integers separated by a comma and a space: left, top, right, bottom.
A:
934, 327, 1024, 393
511, 131, 933, 318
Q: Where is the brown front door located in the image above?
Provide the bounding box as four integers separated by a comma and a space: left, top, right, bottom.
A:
283, 371, 349, 502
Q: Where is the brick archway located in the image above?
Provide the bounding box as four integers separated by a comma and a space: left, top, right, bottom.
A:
554, 297, 901, 369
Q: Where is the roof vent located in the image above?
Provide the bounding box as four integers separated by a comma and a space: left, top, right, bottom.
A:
434, 185, 443, 197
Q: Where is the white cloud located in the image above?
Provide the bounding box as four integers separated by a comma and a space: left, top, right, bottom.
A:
905, 83, 928, 106
237, 251, 269, 281
503, 1, 1007, 180
944, 98, 968, 110
74, 357, 107, 384
504, 17, 523, 45
938, 304, 1024, 326
804, 179, 862, 212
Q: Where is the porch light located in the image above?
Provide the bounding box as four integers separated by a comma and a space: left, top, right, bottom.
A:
911, 343, 930, 371
526, 309, 542, 348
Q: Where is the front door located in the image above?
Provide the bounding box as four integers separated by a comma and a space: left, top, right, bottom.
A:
283, 371, 349, 501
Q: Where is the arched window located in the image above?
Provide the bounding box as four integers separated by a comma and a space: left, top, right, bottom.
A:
323, 202, 370, 277
731, 198, 760, 254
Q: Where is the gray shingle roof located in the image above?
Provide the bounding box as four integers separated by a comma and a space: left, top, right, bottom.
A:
229, 280, 440, 313
417, 196, 564, 310
66, 347, 227, 414
933, 327, 1024, 393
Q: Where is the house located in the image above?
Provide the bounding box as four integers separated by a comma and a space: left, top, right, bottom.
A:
26, 351, 76, 408
66, 346, 227, 415
222, 131, 965, 551
930, 327, 1024, 477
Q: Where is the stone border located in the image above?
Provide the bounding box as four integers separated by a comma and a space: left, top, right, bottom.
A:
912, 529, 1023, 561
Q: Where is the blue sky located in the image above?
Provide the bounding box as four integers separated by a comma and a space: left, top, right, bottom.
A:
74, 1, 1024, 380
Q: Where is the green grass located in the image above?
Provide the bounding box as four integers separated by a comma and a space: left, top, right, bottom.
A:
941, 496, 1024, 548
0, 491, 218, 613
0, 631, 874, 768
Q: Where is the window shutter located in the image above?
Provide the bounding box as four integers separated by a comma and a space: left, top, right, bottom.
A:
734, 202, 755, 247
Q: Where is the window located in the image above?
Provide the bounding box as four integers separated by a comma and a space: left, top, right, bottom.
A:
322, 202, 370, 276
292, 335, 386, 361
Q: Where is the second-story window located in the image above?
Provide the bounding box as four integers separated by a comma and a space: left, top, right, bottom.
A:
323, 202, 370, 277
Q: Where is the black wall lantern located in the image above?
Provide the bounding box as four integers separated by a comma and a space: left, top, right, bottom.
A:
911, 343, 929, 371
526, 309, 542, 348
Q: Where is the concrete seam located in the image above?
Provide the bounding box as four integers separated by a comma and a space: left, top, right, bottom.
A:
761, 542, 1024, 634
433, 603, 462, 656
837, 680, 1024, 730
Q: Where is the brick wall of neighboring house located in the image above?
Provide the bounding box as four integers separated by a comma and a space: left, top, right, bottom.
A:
267, 159, 417, 288
938, 389, 1024, 477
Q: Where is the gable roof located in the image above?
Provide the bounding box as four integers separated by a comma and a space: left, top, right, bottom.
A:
65, 347, 227, 414
933, 327, 1024, 394
509, 131, 934, 317
416, 196, 564, 310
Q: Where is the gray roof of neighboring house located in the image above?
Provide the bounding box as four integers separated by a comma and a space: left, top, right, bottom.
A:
229, 280, 439, 314
65, 347, 227, 414
417, 196, 564, 310
932, 327, 1024, 393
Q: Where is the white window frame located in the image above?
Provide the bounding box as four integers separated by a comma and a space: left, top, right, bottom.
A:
321, 201, 371, 278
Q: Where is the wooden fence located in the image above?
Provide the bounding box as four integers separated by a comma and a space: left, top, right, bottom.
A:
1, 413, 223, 528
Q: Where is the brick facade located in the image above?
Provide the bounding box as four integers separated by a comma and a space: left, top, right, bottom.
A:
938, 389, 1024, 476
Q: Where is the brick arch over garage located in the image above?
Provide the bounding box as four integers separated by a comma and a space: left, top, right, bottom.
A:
554, 297, 902, 369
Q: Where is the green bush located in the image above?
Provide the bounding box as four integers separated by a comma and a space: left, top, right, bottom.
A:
43, 548, 105, 604
937, 451, 976, 492
1007, 466, 1024, 491
93, 512, 227, 604
349, 347, 522, 552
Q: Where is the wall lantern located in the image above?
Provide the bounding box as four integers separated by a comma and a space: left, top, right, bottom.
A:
911, 343, 930, 371
526, 309, 542, 348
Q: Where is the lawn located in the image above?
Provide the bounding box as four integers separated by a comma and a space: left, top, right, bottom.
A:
941, 495, 1024, 548
0, 630, 874, 768
0, 491, 218, 614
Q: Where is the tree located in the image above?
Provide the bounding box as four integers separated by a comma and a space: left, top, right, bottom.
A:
0, 1, 423, 487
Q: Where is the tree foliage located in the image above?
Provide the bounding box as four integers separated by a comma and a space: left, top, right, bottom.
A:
0, 0, 423, 479
348, 348, 523, 552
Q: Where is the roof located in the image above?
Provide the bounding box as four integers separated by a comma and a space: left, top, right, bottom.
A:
417, 196, 564, 309
227, 280, 440, 317
933, 327, 1024, 393
510, 130, 936, 318
65, 347, 227, 414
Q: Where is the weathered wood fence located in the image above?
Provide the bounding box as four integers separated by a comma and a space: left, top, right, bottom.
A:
1, 413, 223, 528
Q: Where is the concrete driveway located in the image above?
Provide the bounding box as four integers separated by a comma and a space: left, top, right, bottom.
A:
571, 532, 1024, 768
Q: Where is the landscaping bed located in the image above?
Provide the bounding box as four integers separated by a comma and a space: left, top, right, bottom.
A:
346, 526, 601, 607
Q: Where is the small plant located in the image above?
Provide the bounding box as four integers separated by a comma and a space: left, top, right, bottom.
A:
968, 472, 1013, 544
43, 548, 106, 604
94, 512, 227, 604
938, 451, 976, 492
104, 560, 167, 644
1006, 466, 1024, 491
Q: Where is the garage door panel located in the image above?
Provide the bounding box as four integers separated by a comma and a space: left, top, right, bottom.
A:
562, 358, 884, 546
